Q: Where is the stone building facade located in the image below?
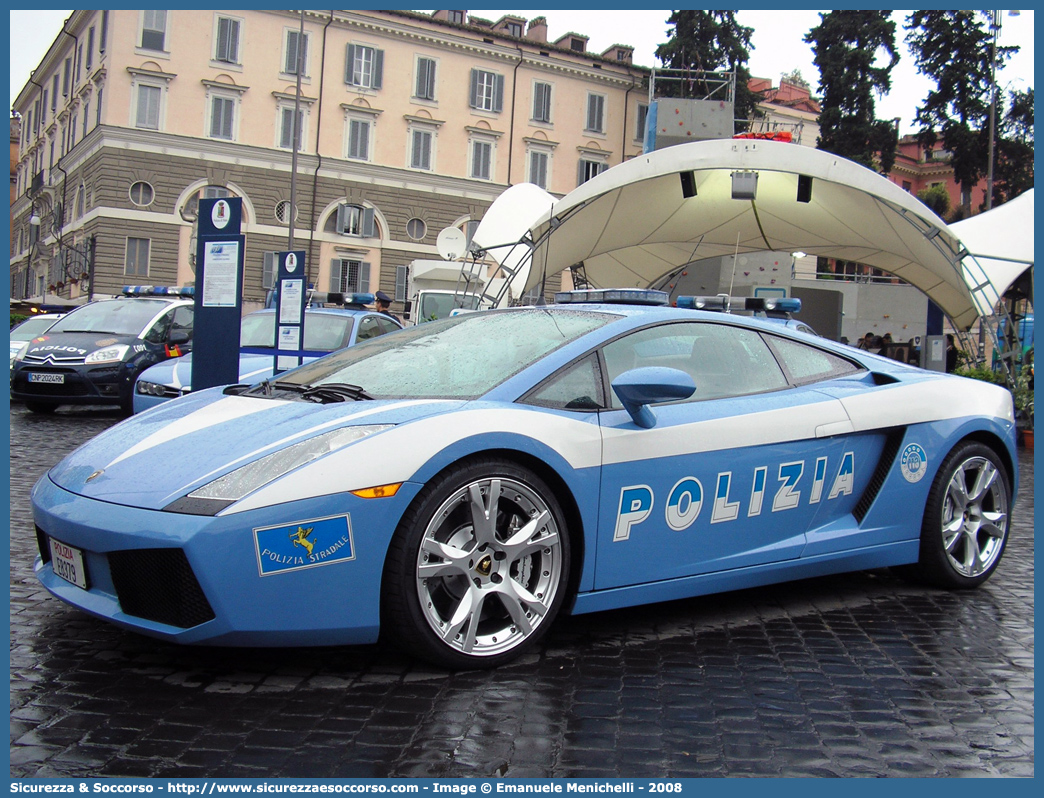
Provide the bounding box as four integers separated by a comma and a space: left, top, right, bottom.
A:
11, 9, 650, 309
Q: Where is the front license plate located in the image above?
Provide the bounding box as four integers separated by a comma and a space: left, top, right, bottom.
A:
49, 538, 88, 589
29, 372, 65, 384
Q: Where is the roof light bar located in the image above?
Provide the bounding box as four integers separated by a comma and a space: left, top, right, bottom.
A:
677, 296, 802, 314
554, 289, 670, 306
309, 292, 375, 306
121, 285, 195, 297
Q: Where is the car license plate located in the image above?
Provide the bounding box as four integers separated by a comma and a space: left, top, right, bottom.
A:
29, 372, 65, 384
49, 538, 88, 589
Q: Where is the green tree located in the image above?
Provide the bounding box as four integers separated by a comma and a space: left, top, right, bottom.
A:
917, 184, 951, 218
780, 69, 810, 90
905, 11, 1018, 213
655, 11, 761, 133
991, 86, 1034, 207
805, 11, 900, 173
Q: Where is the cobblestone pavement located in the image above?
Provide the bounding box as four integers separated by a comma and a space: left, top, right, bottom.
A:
10, 405, 1034, 778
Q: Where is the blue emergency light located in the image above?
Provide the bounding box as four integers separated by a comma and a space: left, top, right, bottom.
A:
121, 285, 195, 297
677, 295, 802, 314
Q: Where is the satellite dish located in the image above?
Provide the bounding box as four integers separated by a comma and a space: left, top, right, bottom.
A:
436, 227, 467, 260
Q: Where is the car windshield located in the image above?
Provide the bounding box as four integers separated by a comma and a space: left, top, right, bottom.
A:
240, 312, 354, 351
274, 308, 614, 399
46, 299, 170, 336
10, 316, 60, 341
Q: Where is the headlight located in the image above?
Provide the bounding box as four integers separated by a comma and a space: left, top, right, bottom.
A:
85, 344, 130, 364
11, 342, 29, 369
136, 380, 174, 396
186, 425, 393, 502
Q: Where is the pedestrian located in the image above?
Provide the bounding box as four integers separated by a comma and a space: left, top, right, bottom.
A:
945, 334, 959, 373
374, 290, 399, 321
857, 332, 874, 350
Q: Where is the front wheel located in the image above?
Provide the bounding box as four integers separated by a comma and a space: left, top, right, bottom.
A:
903, 441, 1011, 589
382, 459, 570, 668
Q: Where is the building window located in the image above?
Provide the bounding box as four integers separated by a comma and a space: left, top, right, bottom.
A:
505, 21, 523, 37
209, 95, 236, 140
51, 75, 59, 110
278, 106, 304, 150
330, 259, 369, 293
395, 265, 408, 302
135, 84, 161, 129
636, 103, 649, 140
528, 149, 550, 189
129, 181, 154, 206
448, 10, 465, 24
346, 117, 371, 161
262, 252, 278, 290
82, 102, 90, 137
532, 82, 553, 124
410, 128, 433, 170
406, 218, 427, 241
570, 38, 585, 52
275, 201, 297, 225
335, 204, 376, 237
283, 29, 309, 76
469, 69, 503, 113
184, 185, 232, 218
902, 180, 912, 192
578, 158, 607, 186
62, 58, 71, 96
470, 139, 493, 180
215, 16, 241, 64
75, 184, 86, 218
345, 44, 383, 90
414, 57, 436, 101
125, 237, 150, 276
586, 93, 606, 134
76, 44, 83, 84
100, 10, 108, 52
86, 26, 95, 70
140, 10, 167, 52
42, 90, 49, 124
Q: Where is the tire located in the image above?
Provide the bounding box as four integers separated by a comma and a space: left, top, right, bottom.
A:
382, 458, 571, 669
904, 441, 1011, 589
25, 401, 58, 414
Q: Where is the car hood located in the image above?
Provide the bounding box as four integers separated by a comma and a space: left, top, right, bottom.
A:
139, 352, 277, 390
48, 388, 465, 510
22, 332, 140, 360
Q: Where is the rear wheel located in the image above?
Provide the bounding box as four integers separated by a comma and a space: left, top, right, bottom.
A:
382, 458, 570, 668
903, 441, 1010, 589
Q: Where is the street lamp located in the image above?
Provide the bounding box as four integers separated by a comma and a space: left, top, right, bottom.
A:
28, 208, 96, 301
986, 10, 1020, 212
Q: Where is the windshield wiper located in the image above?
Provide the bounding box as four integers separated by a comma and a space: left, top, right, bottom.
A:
300, 383, 373, 403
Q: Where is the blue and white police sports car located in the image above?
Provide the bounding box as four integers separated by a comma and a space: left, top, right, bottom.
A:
31, 290, 1017, 668
133, 304, 403, 413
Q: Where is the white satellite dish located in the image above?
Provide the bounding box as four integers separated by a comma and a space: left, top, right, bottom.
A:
436, 227, 467, 260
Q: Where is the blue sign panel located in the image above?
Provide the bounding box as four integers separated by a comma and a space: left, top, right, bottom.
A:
193, 197, 244, 390
253, 514, 355, 577
274, 250, 308, 373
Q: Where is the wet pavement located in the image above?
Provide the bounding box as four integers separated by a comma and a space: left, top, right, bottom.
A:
9, 404, 1035, 778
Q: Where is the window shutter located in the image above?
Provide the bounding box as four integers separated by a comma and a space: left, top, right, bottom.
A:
280, 109, 293, 148
469, 69, 479, 108
577, 159, 585, 187
395, 265, 407, 302
361, 207, 376, 238
494, 74, 504, 113
336, 203, 348, 233
286, 32, 300, 74
373, 49, 384, 90
263, 252, 277, 290
358, 262, 370, 294
345, 44, 355, 84
330, 259, 343, 292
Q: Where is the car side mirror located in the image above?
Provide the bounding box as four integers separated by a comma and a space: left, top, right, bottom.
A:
169, 330, 191, 345
611, 367, 696, 429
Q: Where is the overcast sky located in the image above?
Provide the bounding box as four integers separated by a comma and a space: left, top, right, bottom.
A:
9, 8, 1035, 135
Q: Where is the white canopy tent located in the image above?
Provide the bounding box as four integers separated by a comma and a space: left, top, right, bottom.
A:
476, 139, 982, 330
951, 188, 1034, 313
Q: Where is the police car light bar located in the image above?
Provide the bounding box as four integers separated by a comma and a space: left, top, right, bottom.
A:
555, 289, 670, 306
676, 295, 802, 314
122, 285, 195, 297
308, 292, 375, 306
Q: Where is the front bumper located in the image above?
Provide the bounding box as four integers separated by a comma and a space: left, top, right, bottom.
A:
12, 362, 128, 406
31, 474, 422, 646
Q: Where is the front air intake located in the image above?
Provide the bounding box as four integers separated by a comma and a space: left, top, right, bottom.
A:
109, 548, 215, 629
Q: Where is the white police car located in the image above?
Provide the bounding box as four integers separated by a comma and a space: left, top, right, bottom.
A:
12, 287, 193, 414
31, 289, 1016, 668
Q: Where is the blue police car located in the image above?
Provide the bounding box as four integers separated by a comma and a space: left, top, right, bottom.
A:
30, 290, 1017, 668
133, 302, 403, 413
11, 287, 194, 414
